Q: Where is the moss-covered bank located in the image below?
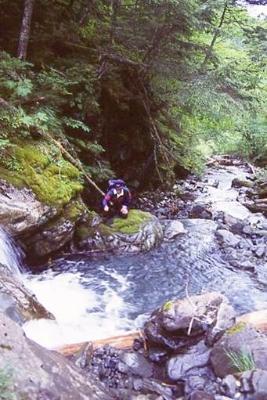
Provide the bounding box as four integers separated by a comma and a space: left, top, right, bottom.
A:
0, 139, 83, 208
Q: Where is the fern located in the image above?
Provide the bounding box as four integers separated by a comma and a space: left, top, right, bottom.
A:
63, 117, 90, 133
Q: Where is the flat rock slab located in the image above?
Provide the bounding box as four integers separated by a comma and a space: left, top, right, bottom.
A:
0, 312, 111, 400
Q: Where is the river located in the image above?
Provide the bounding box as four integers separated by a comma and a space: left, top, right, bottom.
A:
21, 161, 267, 349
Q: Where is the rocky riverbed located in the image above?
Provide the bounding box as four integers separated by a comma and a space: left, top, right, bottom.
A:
69, 292, 267, 400
1, 155, 267, 399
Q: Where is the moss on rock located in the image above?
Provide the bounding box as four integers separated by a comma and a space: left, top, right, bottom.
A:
76, 209, 153, 241
108, 210, 152, 234
0, 140, 83, 207
63, 199, 87, 222
226, 322, 247, 336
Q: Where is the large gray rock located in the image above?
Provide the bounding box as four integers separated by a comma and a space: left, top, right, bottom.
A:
215, 229, 240, 248
0, 264, 53, 323
0, 312, 111, 400
167, 341, 211, 381
210, 323, 267, 378
164, 220, 187, 240
25, 217, 75, 257
231, 178, 254, 189
120, 352, 153, 378
0, 180, 55, 235
77, 210, 163, 254
144, 293, 236, 351
240, 369, 267, 400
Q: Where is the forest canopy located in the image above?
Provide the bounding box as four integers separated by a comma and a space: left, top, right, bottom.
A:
0, 0, 266, 189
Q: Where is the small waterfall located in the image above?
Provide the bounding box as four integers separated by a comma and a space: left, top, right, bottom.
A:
0, 228, 25, 274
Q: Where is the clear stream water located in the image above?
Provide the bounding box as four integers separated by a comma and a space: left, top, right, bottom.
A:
20, 164, 267, 349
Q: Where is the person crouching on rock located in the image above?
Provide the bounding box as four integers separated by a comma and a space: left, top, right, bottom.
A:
102, 179, 131, 219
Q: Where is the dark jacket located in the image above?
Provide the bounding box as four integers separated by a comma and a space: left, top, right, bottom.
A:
102, 186, 131, 208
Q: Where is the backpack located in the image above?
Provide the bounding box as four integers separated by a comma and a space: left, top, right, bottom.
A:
108, 179, 126, 191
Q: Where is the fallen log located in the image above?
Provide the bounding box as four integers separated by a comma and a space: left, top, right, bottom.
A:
57, 331, 141, 357
56, 309, 267, 357
237, 309, 267, 332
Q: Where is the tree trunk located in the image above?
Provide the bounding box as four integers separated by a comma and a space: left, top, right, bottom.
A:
17, 0, 35, 60
201, 1, 228, 68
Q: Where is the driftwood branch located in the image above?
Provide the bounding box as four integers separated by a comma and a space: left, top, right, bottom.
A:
56, 309, 267, 357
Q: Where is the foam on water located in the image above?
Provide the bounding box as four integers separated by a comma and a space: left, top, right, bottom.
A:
23, 269, 135, 349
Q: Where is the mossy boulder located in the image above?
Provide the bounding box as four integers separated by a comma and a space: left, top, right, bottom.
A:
76, 209, 163, 254
0, 139, 91, 259
0, 140, 83, 208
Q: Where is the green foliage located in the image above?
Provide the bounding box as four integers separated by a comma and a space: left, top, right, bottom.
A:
225, 349, 255, 372
0, 0, 266, 192
0, 141, 83, 206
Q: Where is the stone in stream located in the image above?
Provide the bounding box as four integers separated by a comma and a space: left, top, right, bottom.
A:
167, 340, 211, 381
219, 374, 238, 398
76, 209, 163, 254
189, 391, 215, 400
215, 229, 241, 248
144, 293, 236, 350
164, 220, 187, 240
231, 178, 254, 189
210, 323, 267, 378
0, 263, 53, 323
254, 244, 266, 258
239, 369, 267, 400
189, 204, 212, 220
120, 352, 153, 378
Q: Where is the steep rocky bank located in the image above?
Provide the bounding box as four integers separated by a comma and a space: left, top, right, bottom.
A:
0, 155, 267, 399
65, 292, 267, 400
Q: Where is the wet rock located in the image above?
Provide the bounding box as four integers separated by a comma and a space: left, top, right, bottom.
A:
220, 375, 237, 398
164, 220, 187, 240
184, 367, 218, 397
78, 210, 163, 254
189, 391, 215, 400
144, 293, 236, 350
254, 245, 266, 258
0, 312, 111, 400
148, 347, 168, 364
25, 217, 75, 258
216, 230, 240, 248
167, 341, 211, 381
189, 204, 212, 220
120, 352, 153, 378
140, 378, 178, 399
231, 178, 254, 189
0, 179, 55, 236
0, 264, 53, 322
210, 323, 267, 378
240, 369, 267, 400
